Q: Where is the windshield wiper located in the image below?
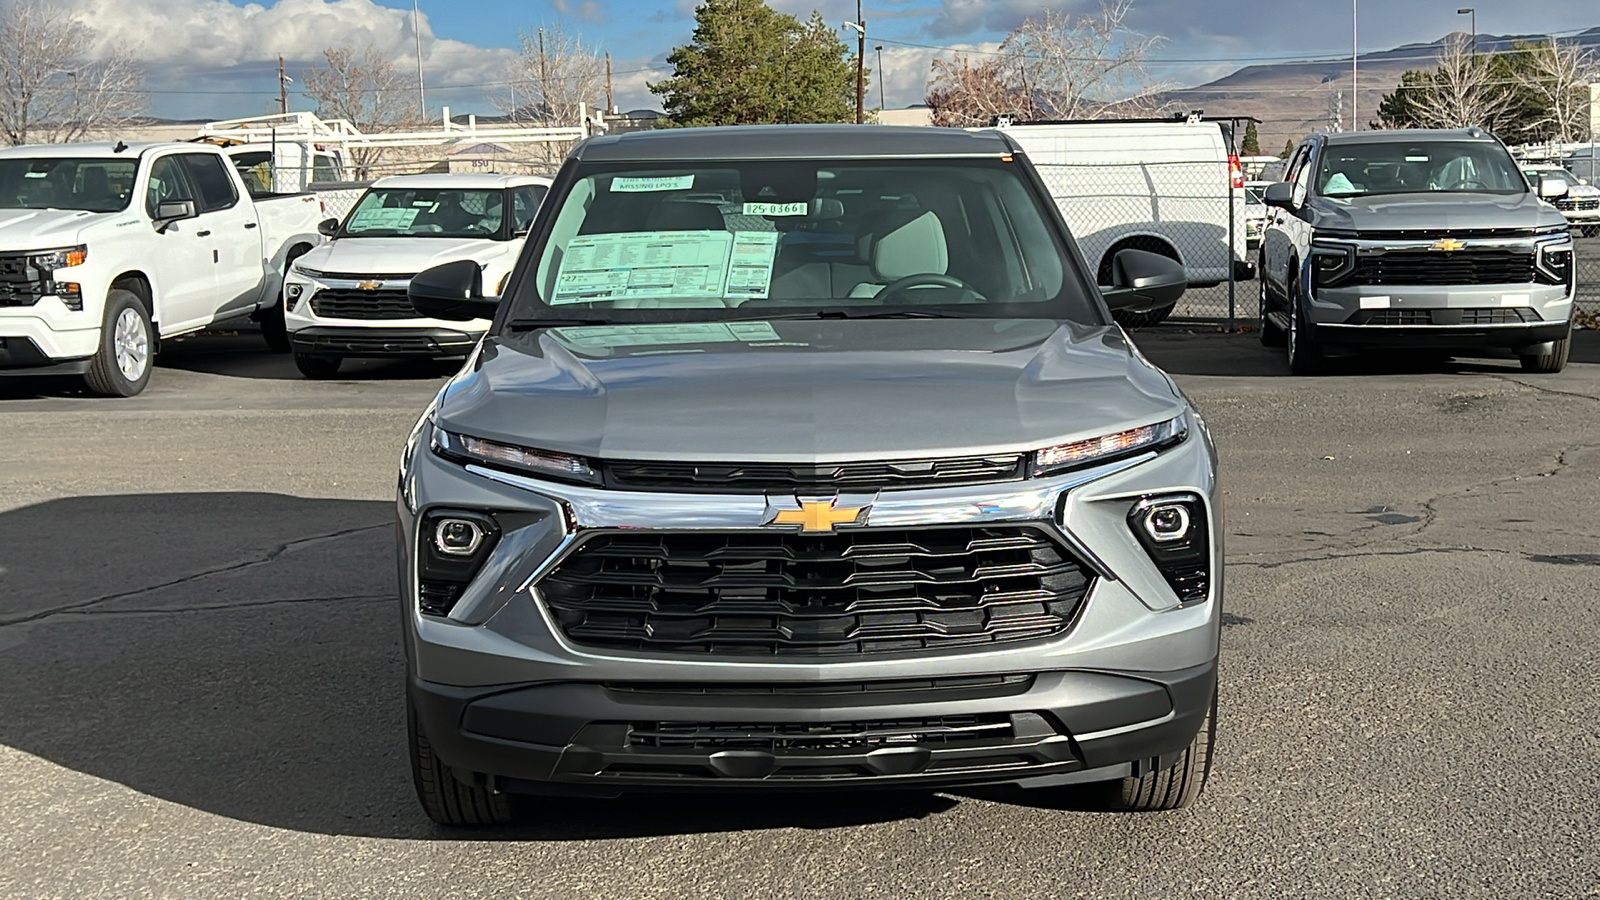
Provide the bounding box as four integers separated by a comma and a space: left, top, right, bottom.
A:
504, 317, 613, 331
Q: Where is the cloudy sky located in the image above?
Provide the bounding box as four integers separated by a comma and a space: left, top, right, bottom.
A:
55, 0, 1600, 120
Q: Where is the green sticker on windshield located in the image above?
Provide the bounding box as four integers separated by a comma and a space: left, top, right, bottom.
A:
742, 201, 808, 217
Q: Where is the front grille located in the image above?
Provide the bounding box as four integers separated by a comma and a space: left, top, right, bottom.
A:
537, 527, 1092, 657
628, 714, 1014, 750
308, 288, 418, 319
1556, 198, 1600, 212
602, 455, 1025, 492
1352, 307, 1539, 326
1352, 250, 1535, 286
0, 282, 43, 307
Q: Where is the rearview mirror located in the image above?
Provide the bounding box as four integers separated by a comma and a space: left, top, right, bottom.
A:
1262, 182, 1296, 210
408, 260, 499, 321
1101, 249, 1186, 313
317, 217, 340, 237
1538, 176, 1569, 200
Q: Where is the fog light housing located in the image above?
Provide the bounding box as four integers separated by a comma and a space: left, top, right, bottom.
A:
417, 509, 500, 617
54, 282, 83, 311
285, 282, 304, 312
434, 518, 486, 556
1128, 494, 1210, 603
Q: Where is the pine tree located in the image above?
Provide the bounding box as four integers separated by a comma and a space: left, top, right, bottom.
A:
1241, 120, 1260, 155
650, 0, 859, 126
1280, 139, 1294, 158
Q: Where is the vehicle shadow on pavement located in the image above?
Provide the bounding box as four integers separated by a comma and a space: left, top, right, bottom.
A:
0, 492, 961, 839
1133, 326, 1600, 377
157, 333, 463, 382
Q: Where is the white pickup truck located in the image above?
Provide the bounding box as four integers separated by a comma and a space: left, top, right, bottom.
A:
0, 141, 325, 396
283, 173, 549, 378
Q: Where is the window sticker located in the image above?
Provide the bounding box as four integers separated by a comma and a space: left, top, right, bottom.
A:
552, 321, 784, 348
742, 201, 808, 217
611, 175, 695, 193
549, 230, 780, 304
348, 207, 419, 230
552, 231, 734, 303
724, 232, 780, 300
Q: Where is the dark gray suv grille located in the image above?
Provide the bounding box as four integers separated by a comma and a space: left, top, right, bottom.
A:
537, 527, 1092, 657
309, 288, 417, 319
1353, 250, 1535, 286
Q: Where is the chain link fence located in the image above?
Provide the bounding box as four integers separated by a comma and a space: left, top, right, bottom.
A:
1032, 157, 1600, 326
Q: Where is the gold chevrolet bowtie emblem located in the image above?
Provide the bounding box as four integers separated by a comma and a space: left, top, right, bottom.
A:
356, 280, 382, 291
1432, 238, 1466, 252
771, 498, 866, 534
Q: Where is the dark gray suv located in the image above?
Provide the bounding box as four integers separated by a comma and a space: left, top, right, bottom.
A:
1258, 128, 1576, 374
396, 125, 1221, 825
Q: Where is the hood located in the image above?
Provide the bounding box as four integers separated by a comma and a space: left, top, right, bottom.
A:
0, 208, 114, 250
1309, 191, 1567, 233
299, 236, 515, 275
434, 318, 1186, 463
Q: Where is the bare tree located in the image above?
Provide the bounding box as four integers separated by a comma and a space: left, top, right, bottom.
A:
1518, 40, 1598, 144
1002, 2, 1169, 120
926, 55, 1027, 127
0, 1, 145, 146
925, 0, 1167, 127
1412, 34, 1514, 130
500, 25, 605, 167
302, 44, 416, 179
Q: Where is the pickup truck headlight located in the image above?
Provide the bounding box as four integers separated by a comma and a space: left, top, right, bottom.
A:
431, 425, 600, 485
1032, 416, 1187, 476
33, 245, 87, 270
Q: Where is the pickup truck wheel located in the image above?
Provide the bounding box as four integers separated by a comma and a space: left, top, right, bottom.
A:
1519, 327, 1571, 373
1257, 262, 1285, 347
409, 697, 516, 827
1104, 689, 1216, 812
293, 352, 342, 379
1285, 282, 1326, 375
83, 290, 154, 397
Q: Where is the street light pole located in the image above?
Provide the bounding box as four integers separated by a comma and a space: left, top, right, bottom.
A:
1351, 0, 1358, 132
875, 45, 885, 112
854, 1, 866, 124
1457, 8, 1476, 59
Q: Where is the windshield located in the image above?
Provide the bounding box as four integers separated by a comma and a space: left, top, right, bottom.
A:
341, 187, 506, 238
1315, 141, 1527, 197
0, 157, 137, 212
513, 159, 1091, 323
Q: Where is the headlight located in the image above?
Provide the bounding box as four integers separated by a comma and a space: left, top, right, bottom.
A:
1310, 240, 1356, 288
33, 245, 87, 270
1032, 415, 1187, 476
432, 425, 600, 485
291, 262, 327, 278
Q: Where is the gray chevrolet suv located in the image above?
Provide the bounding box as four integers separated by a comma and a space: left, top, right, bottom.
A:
1259, 128, 1576, 374
397, 125, 1221, 825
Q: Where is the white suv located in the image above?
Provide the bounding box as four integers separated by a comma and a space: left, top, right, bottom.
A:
283, 173, 551, 378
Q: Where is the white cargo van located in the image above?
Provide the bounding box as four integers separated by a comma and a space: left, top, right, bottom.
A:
993, 116, 1249, 326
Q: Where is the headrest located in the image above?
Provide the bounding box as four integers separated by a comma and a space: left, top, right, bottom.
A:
866, 210, 948, 282
645, 200, 726, 232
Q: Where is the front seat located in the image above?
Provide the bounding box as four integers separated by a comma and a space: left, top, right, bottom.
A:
848, 210, 949, 298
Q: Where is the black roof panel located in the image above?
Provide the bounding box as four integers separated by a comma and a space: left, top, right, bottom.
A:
575, 124, 1015, 162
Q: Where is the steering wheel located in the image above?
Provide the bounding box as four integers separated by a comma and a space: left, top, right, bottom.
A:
1449, 178, 1489, 191
875, 273, 973, 304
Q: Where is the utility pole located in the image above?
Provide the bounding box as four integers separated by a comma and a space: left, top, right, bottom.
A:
605, 51, 614, 114
413, 0, 427, 119
278, 55, 288, 114
875, 45, 885, 112
1351, 0, 1358, 131
538, 28, 550, 126
856, 0, 865, 124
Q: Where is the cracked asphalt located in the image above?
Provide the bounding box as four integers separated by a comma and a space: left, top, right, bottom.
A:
3, 330, 1599, 899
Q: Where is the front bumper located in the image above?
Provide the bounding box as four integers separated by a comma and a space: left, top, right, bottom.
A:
289, 326, 482, 358
410, 661, 1216, 795
398, 407, 1223, 792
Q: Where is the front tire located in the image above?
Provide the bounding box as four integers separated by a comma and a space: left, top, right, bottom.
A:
409, 698, 516, 827
1258, 259, 1285, 347
261, 245, 311, 354
293, 352, 342, 379
1104, 690, 1216, 812
83, 289, 154, 397
1519, 326, 1571, 373
1285, 279, 1326, 375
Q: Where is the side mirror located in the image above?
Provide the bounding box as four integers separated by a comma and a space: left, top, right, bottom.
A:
1538, 176, 1569, 200
153, 199, 196, 233
1262, 182, 1297, 210
408, 260, 499, 321
317, 217, 340, 237
1101, 249, 1187, 313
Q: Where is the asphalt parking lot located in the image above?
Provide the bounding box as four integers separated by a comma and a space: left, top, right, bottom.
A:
3, 329, 1600, 899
